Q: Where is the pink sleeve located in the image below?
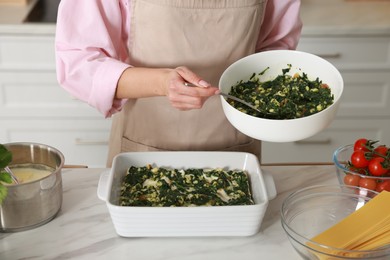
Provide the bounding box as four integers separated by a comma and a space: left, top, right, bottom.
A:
55, 0, 131, 118
256, 0, 302, 51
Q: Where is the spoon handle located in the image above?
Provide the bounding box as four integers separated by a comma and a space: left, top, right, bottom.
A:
4, 166, 19, 184
218, 92, 262, 113
183, 82, 262, 113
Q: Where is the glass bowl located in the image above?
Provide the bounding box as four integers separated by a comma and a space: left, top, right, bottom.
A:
333, 144, 390, 192
281, 185, 390, 259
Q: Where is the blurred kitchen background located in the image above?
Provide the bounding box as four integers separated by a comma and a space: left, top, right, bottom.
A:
0, 0, 389, 167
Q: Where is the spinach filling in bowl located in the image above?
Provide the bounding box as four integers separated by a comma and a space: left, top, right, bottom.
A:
228, 65, 334, 119
119, 164, 254, 207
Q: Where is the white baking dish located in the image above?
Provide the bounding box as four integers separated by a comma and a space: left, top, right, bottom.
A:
97, 151, 276, 237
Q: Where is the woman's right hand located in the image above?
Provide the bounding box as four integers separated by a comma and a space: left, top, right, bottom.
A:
116, 66, 219, 111
165, 66, 220, 111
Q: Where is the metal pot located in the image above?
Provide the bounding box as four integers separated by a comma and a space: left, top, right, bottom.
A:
0, 142, 65, 232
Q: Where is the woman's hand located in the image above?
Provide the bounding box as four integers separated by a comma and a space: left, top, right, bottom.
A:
116, 66, 219, 110
165, 66, 219, 111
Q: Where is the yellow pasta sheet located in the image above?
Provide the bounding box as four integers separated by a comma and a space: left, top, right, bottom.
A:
307, 191, 390, 258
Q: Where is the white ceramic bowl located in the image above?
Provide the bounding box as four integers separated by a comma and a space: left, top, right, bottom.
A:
219, 50, 344, 142
97, 151, 276, 237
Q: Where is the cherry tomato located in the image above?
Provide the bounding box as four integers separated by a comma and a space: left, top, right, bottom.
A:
376, 180, 390, 192
353, 138, 369, 152
358, 178, 377, 191
368, 157, 389, 176
374, 145, 388, 157
351, 150, 370, 168
343, 174, 361, 186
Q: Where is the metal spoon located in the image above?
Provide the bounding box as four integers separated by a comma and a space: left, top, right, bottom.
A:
184, 82, 265, 114
4, 166, 19, 184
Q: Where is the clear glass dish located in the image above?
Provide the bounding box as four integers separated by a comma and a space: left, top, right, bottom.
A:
281, 185, 390, 259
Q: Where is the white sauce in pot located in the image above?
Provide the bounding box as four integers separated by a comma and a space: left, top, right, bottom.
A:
7, 164, 53, 184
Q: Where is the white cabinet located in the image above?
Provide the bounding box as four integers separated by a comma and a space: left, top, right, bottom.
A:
294, 36, 390, 68
0, 35, 55, 70
262, 35, 390, 163
0, 33, 112, 167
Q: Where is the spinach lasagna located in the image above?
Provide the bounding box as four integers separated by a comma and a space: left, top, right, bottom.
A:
119, 164, 254, 207
228, 65, 334, 119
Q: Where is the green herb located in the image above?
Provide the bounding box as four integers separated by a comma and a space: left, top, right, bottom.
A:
228, 65, 334, 119
0, 144, 12, 204
119, 164, 254, 207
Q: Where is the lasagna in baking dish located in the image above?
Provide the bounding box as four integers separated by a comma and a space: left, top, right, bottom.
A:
119, 164, 254, 207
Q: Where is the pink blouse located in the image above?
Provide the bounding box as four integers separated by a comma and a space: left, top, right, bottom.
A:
55, 0, 302, 118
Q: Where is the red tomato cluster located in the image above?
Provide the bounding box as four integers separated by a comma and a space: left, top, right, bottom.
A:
344, 138, 390, 192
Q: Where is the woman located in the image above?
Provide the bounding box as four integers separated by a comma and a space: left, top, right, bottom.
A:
55, 0, 302, 166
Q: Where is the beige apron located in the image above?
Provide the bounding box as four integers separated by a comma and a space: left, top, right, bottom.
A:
107, 0, 266, 166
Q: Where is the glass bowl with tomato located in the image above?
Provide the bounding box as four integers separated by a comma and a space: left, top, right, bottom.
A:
333, 138, 390, 193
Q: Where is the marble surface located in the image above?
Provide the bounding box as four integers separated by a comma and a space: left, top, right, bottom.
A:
0, 164, 339, 260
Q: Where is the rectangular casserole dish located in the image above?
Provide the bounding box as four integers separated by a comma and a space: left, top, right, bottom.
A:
97, 151, 276, 237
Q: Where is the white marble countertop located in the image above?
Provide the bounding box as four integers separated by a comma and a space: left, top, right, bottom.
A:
0, 164, 339, 260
